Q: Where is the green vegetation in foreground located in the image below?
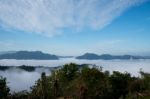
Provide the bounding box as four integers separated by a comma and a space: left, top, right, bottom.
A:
0, 63, 150, 99
141, 96, 150, 99
126, 96, 150, 99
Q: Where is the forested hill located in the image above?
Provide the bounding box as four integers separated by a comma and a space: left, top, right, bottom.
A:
0, 51, 59, 60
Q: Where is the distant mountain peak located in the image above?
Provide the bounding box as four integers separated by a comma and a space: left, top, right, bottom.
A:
84, 53, 99, 56
76, 53, 100, 60
0, 51, 59, 60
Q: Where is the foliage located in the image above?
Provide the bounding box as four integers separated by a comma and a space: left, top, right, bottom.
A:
109, 71, 131, 99
10, 90, 29, 99
0, 63, 150, 99
0, 76, 10, 99
140, 71, 150, 91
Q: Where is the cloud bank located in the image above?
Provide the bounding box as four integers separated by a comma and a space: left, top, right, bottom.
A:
0, 0, 147, 36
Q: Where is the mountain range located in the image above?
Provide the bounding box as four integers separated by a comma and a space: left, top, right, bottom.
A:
0, 51, 150, 60
0, 51, 58, 60
76, 53, 149, 60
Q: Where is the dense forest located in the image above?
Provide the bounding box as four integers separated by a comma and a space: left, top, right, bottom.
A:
0, 63, 150, 99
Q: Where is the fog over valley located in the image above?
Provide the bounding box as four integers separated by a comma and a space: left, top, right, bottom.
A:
0, 58, 150, 92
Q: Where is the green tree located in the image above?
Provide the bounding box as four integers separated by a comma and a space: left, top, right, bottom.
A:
31, 72, 52, 99
140, 71, 150, 91
10, 90, 29, 99
78, 67, 109, 99
0, 76, 10, 99
54, 63, 79, 96
110, 71, 131, 99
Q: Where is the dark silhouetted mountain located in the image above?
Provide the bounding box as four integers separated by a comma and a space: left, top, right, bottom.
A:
76, 53, 148, 60
76, 53, 100, 60
0, 51, 59, 60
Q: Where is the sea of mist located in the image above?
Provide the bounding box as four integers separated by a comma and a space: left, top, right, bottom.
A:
0, 58, 150, 92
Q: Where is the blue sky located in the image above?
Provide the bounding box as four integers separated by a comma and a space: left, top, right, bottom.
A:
0, 0, 150, 56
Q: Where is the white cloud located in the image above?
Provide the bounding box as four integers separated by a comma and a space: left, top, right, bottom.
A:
0, 0, 147, 36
